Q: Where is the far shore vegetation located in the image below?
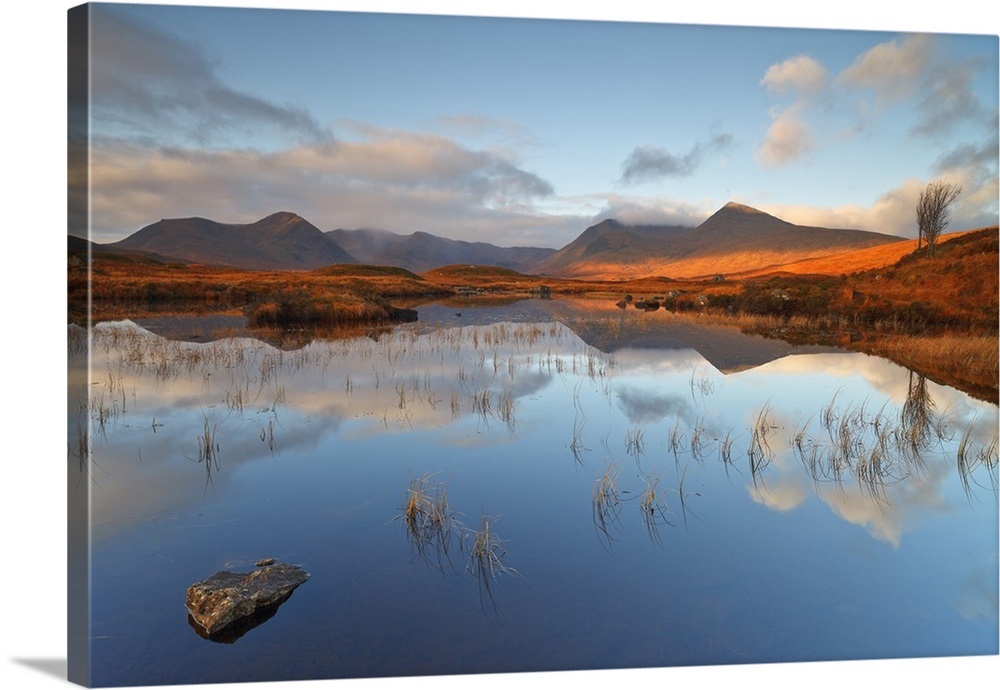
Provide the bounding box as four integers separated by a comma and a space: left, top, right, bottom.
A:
69, 225, 998, 402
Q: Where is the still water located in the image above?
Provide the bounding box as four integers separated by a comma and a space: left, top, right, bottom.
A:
68, 299, 998, 687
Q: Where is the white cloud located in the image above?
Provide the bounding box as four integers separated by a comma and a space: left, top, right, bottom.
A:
839, 33, 991, 138
585, 194, 716, 227
427, 114, 540, 150
761, 180, 923, 236
839, 34, 933, 103
748, 477, 809, 512
756, 105, 815, 168
89, 130, 561, 242
761, 172, 995, 237
760, 54, 828, 95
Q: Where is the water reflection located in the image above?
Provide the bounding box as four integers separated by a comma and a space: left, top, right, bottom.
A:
76, 307, 998, 545
72, 300, 998, 682
397, 474, 458, 573
187, 594, 294, 644
395, 474, 517, 616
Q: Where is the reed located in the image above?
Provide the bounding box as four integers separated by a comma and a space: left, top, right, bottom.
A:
956, 421, 976, 499
792, 414, 814, 455
718, 429, 735, 473
465, 514, 517, 617
855, 441, 891, 504
980, 432, 999, 495
569, 418, 588, 465
675, 460, 699, 529
638, 473, 672, 545
465, 514, 515, 581
188, 414, 221, 491
625, 423, 645, 460
690, 417, 710, 462
259, 417, 276, 453
748, 403, 776, 479
669, 417, 686, 460
689, 368, 715, 399
592, 462, 622, 546
821, 390, 840, 431
472, 387, 492, 421
497, 388, 516, 433
399, 474, 456, 569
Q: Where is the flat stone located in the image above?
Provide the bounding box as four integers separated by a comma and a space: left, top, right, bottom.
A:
185, 562, 309, 637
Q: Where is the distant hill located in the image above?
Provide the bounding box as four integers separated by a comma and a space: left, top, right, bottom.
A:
533, 202, 903, 279
327, 228, 556, 273
109, 212, 357, 270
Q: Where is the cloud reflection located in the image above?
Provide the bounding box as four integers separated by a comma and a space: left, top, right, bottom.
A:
78, 309, 997, 556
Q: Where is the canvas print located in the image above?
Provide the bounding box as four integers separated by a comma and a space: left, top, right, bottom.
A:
67, 2, 999, 687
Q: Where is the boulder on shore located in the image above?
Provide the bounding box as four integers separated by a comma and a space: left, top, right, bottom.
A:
185, 561, 309, 638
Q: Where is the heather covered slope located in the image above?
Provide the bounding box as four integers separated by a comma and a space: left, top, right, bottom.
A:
728, 227, 986, 278
533, 202, 902, 279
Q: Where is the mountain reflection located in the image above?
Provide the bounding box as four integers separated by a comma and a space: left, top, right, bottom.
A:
73, 300, 997, 551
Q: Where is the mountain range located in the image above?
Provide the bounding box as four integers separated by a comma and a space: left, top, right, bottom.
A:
533, 202, 902, 279
82, 202, 907, 278
108, 211, 355, 270
325, 228, 555, 273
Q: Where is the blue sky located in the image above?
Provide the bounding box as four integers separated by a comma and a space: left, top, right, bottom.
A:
80, 1, 998, 247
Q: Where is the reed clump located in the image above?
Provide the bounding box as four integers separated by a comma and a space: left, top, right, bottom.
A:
638, 473, 672, 545
592, 462, 622, 546
400, 474, 456, 558
465, 513, 518, 612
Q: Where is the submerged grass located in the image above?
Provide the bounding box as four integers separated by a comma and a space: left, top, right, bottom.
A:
187, 414, 221, 492
957, 420, 1000, 500
398, 474, 457, 571
669, 417, 686, 461
625, 423, 645, 461
690, 417, 710, 462
638, 474, 673, 546
464, 514, 518, 617
748, 403, 777, 481
592, 462, 623, 548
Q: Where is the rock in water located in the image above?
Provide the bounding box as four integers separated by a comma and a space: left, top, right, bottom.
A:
186, 562, 309, 637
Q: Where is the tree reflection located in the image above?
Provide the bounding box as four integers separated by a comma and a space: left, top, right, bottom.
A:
901, 371, 937, 458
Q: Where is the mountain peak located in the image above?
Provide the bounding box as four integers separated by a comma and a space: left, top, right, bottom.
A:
112, 212, 356, 269
721, 201, 767, 215
261, 211, 305, 224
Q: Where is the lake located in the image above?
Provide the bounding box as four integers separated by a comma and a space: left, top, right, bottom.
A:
68, 298, 998, 687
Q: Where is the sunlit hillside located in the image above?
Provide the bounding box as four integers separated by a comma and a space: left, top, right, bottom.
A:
728, 227, 990, 278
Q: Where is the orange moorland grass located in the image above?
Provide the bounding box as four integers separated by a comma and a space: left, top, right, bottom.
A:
847, 227, 998, 323
419, 264, 738, 305
859, 333, 998, 402
70, 228, 997, 396
69, 251, 451, 323
701, 227, 999, 332
725, 227, 986, 279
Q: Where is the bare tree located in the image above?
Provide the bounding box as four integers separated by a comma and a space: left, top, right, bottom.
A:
916, 181, 961, 257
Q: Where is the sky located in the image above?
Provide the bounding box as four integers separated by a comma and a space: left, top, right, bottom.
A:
73, 1, 999, 247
